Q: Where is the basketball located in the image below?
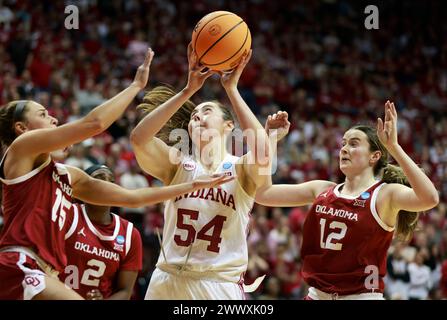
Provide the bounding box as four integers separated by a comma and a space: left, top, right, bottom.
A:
192, 11, 252, 71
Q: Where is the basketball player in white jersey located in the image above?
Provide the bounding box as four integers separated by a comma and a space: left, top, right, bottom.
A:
131, 45, 271, 299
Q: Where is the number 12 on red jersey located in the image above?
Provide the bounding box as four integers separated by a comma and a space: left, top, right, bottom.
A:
319, 218, 347, 250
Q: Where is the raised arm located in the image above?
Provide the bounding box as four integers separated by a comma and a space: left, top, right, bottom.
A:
378, 101, 439, 213
219, 51, 271, 192
11, 49, 154, 158
130, 43, 215, 184
68, 166, 233, 208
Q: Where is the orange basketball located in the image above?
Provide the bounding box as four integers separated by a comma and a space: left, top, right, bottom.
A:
192, 11, 251, 71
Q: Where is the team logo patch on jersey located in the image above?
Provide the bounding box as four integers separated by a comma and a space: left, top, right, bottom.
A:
77, 227, 86, 237
222, 162, 232, 170
183, 161, 196, 171
24, 275, 41, 287
360, 192, 371, 199
353, 199, 366, 207
116, 235, 125, 244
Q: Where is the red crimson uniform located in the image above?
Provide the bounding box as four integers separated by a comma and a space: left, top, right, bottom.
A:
61, 204, 142, 298
301, 181, 394, 296
0, 158, 75, 299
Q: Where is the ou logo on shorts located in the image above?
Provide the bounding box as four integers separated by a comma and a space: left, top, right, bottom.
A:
24, 276, 41, 287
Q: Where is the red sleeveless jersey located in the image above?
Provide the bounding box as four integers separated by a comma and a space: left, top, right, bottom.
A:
61, 204, 142, 298
301, 181, 394, 295
0, 158, 75, 272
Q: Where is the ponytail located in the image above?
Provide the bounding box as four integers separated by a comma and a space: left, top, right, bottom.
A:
382, 164, 419, 242
351, 125, 420, 242
0, 101, 30, 147
136, 85, 196, 147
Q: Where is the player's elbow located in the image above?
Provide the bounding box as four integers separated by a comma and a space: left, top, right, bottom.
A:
426, 192, 440, 209
418, 192, 440, 211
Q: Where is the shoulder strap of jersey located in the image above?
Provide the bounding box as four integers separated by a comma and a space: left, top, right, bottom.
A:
125, 221, 134, 256
0, 147, 9, 179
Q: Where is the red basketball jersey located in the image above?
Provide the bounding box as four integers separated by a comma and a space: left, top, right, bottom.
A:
301, 181, 394, 295
61, 204, 142, 299
0, 158, 75, 272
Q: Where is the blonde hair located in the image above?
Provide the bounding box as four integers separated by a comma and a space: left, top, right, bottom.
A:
137, 85, 235, 152
137, 85, 196, 147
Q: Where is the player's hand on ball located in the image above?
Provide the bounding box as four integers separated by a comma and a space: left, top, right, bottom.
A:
265, 111, 290, 141
192, 173, 235, 190
86, 289, 104, 300
185, 42, 216, 92
132, 48, 154, 90
219, 49, 252, 90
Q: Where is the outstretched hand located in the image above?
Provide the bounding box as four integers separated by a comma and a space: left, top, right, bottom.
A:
192, 173, 235, 190
265, 111, 290, 141
377, 100, 399, 149
185, 42, 216, 92
132, 48, 154, 90
219, 49, 252, 90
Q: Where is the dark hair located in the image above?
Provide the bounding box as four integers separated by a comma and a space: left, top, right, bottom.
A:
137, 85, 234, 151
351, 125, 419, 241
0, 100, 30, 146
84, 164, 115, 183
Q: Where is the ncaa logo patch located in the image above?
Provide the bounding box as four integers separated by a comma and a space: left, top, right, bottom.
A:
360, 192, 371, 200
222, 162, 232, 170
116, 235, 125, 244
183, 161, 196, 171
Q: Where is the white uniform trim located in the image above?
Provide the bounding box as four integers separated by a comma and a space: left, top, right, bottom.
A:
0, 146, 10, 167
125, 222, 133, 256
65, 204, 79, 240
80, 204, 120, 240
333, 180, 380, 199
55, 163, 72, 185
16, 253, 46, 300
0, 157, 51, 185
308, 287, 384, 300
370, 182, 395, 232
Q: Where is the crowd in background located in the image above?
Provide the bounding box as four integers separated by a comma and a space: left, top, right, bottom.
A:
1, 0, 446, 299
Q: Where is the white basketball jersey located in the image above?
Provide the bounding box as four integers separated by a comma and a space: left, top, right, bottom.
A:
157, 154, 254, 283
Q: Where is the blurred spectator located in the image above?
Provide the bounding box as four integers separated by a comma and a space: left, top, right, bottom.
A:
386, 242, 410, 300
64, 143, 95, 170
441, 260, 447, 299
75, 77, 106, 115
119, 161, 150, 228
258, 276, 282, 300
408, 250, 433, 300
